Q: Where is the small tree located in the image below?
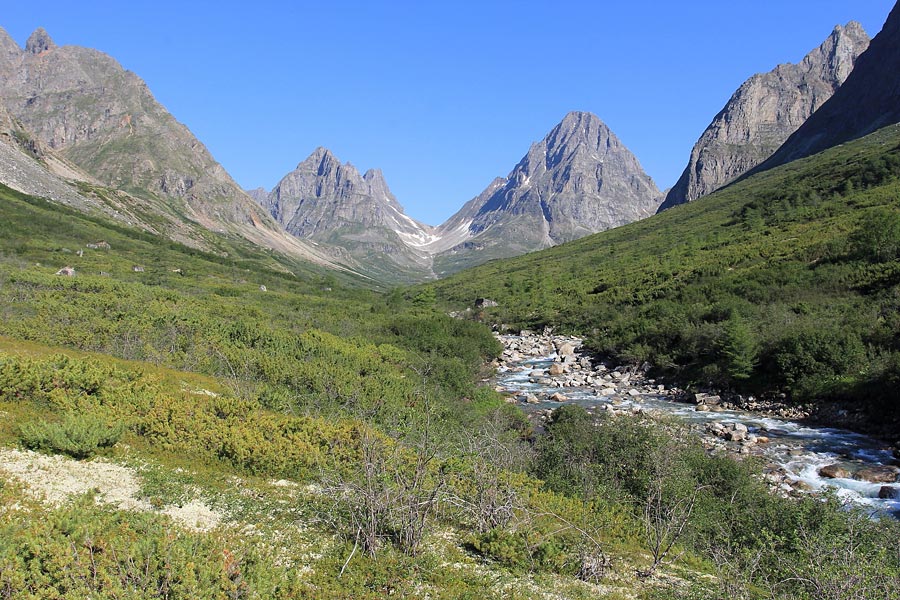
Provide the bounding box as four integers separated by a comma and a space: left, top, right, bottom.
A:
638, 440, 704, 578
720, 314, 758, 382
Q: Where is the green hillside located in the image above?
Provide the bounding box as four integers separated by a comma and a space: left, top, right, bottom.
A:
426, 124, 900, 431
0, 162, 898, 598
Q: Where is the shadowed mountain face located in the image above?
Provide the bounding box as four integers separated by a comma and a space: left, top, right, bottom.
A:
430, 111, 661, 275
659, 22, 870, 212
756, 3, 900, 172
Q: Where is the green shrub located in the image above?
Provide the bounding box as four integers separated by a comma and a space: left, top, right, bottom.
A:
19, 412, 123, 459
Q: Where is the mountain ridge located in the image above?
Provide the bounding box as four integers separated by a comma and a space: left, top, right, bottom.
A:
658, 21, 870, 212
756, 4, 900, 172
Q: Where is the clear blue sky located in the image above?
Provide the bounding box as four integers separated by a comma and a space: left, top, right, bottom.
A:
2, 1, 895, 225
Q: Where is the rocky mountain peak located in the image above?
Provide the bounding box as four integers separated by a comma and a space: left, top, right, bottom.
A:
430, 111, 661, 275
298, 146, 340, 174
0, 27, 20, 58
809, 21, 870, 81
756, 3, 900, 172
255, 148, 437, 281
658, 21, 870, 212
25, 28, 55, 54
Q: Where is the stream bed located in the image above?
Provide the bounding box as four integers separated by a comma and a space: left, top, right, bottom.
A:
492, 332, 900, 517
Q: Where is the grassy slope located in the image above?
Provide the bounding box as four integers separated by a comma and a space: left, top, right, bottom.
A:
426, 124, 900, 431
0, 183, 689, 598
1, 143, 898, 598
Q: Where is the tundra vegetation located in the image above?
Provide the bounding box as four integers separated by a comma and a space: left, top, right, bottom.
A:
0, 128, 899, 598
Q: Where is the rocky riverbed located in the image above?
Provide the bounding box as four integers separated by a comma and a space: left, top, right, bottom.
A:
491, 329, 900, 515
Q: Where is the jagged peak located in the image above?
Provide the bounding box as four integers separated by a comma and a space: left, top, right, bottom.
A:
296, 146, 341, 172
825, 20, 870, 49
838, 21, 867, 37
362, 168, 383, 181
557, 110, 606, 131
25, 27, 55, 54
543, 110, 618, 160
0, 26, 21, 56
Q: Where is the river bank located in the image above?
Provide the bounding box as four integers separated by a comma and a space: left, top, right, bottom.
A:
490, 328, 900, 515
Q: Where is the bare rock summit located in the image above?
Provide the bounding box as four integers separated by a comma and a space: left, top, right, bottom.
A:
659, 22, 870, 211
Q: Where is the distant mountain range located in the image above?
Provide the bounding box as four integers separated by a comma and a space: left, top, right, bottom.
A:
2, 4, 900, 284
255, 111, 660, 279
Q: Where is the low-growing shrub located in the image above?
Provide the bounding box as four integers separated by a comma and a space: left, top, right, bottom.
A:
19, 412, 123, 459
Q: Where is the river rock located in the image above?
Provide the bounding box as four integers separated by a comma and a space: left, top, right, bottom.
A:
628, 389, 641, 397
524, 394, 540, 404
599, 387, 617, 396
819, 464, 850, 479
549, 392, 568, 402
726, 430, 746, 442
557, 342, 576, 357
878, 486, 900, 499
548, 363, 565, 376
854, 466, 900, 484
693, 392, 721, 405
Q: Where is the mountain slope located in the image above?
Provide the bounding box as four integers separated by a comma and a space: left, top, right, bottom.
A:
432, 111, 661, 275
425, 123, 900, 431
758, 3, 900, 171
259, 147, 437, 282
0, 27, 337, 271
658, 22, 869, 212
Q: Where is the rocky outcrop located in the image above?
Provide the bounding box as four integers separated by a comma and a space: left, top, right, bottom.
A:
757, 5, 900, 171
259, 147, 437, 281
659, 22, 870, 211
432, 111, 661, 275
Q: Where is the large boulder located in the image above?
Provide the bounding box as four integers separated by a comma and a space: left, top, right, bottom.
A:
878, 486, 900, 499
557, 343, 577, 358
854, 466, 900, 484
693, 392, 721, 405
818, 464, 851, 479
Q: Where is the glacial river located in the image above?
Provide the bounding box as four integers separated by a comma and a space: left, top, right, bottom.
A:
495, 344, 900, 517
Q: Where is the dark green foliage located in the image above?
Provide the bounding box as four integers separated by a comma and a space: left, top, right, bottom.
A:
720, 314, 758, 381
535, 406, 669, 501
849, 207, 900, 262
19, 413, 123, 459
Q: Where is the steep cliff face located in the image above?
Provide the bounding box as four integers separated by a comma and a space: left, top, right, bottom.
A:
758, 5, 900, 171
260, 148, 438, 281
0, 27, 338, 269
432, 111, 660, 275
659, 22, 870, 212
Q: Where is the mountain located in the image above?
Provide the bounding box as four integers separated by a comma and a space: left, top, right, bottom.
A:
758, 3, 900, 171
658, 22, 870, 212
0, 27, 336, 269
259, 148, 438, 282
431, 111, 661, 275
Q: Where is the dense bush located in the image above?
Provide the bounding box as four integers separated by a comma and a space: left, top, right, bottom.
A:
19, 413, 123, 459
